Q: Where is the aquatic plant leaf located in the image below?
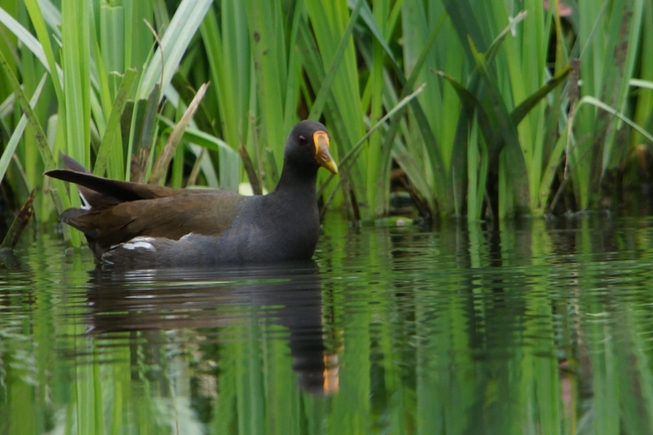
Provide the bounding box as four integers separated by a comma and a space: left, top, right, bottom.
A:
138, 0, 213, 100
93, 69, 138, 178
511, 65, 571, 126
150, 82, 210, 185
434, 70, 494, 149
308, 0, 364, 121
0, 74, 47, 183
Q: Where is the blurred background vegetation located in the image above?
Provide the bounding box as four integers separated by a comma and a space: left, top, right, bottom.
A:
0, 0, 652, 232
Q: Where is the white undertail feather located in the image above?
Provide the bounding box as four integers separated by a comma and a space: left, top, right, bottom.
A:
79, 190, 91, 210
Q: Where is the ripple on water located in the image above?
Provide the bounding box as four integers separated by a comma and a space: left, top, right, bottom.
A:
4, 217, 653, 431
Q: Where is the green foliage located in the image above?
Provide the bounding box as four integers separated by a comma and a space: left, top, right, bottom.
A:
0, 0, 652, 227
571, 0, 647, 210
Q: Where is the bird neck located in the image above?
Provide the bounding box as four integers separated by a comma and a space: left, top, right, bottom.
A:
274, 161, 318, 200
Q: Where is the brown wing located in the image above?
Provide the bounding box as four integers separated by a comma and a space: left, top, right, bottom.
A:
47, 154, 207, 207
46, 155, 249, 256
45, 168, 206, 207
60, 191, 249, 252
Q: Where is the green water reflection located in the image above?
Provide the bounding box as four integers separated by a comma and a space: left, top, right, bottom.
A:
2, 216, 653, 434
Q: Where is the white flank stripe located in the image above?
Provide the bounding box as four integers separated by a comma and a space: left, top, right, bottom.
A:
120, 237, 157, 252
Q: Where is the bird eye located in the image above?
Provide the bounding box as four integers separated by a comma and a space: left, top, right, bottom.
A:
298, 135, 308, 145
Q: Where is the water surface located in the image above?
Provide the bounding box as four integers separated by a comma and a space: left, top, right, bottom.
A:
2, 216, 653, 434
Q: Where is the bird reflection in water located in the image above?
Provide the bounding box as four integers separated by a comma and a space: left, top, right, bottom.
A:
83, 261, 339, 395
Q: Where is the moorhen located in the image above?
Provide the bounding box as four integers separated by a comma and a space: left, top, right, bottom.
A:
46, 120, 338, 267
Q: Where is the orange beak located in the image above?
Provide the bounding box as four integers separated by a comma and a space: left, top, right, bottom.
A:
313, 131, 338, 174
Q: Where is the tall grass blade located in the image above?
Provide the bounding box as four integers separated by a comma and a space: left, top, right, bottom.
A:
23, 0, 63, 100
150, 82, 209, 185
308, 0, 364, 121
0, 73, 46, 183
61, 0, 91, 166
575, 96, 653, 144
366, 7, 445, 216
572, 0, 646, 209
630, 79, 653, 91
484, 10, 528, 65
391, 142, 437, 216
511, 66, 571, 125
318, 84, 425, 199
630, 0, 653, 149
93, 68, 138, 178
467, 116, 488, 222
434, 70, 494, 147
0, 48, 78, 244
440, 0, 488, 64
0, 52, 55, 171
129, 85, 160, 182
157, 117, 239, 155
245, 0, 299, 188
199, 1, 250, 149
0, 189, 35, 250
304, 0, 369, 218
139, 0, 213, 100
0, 6, 52, 76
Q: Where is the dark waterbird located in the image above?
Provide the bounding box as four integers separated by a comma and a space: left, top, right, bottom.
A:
46, 120, 338, 268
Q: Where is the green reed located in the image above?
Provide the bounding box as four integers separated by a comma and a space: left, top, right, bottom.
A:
570, 0, 647, 210
0, 0, 652, 226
